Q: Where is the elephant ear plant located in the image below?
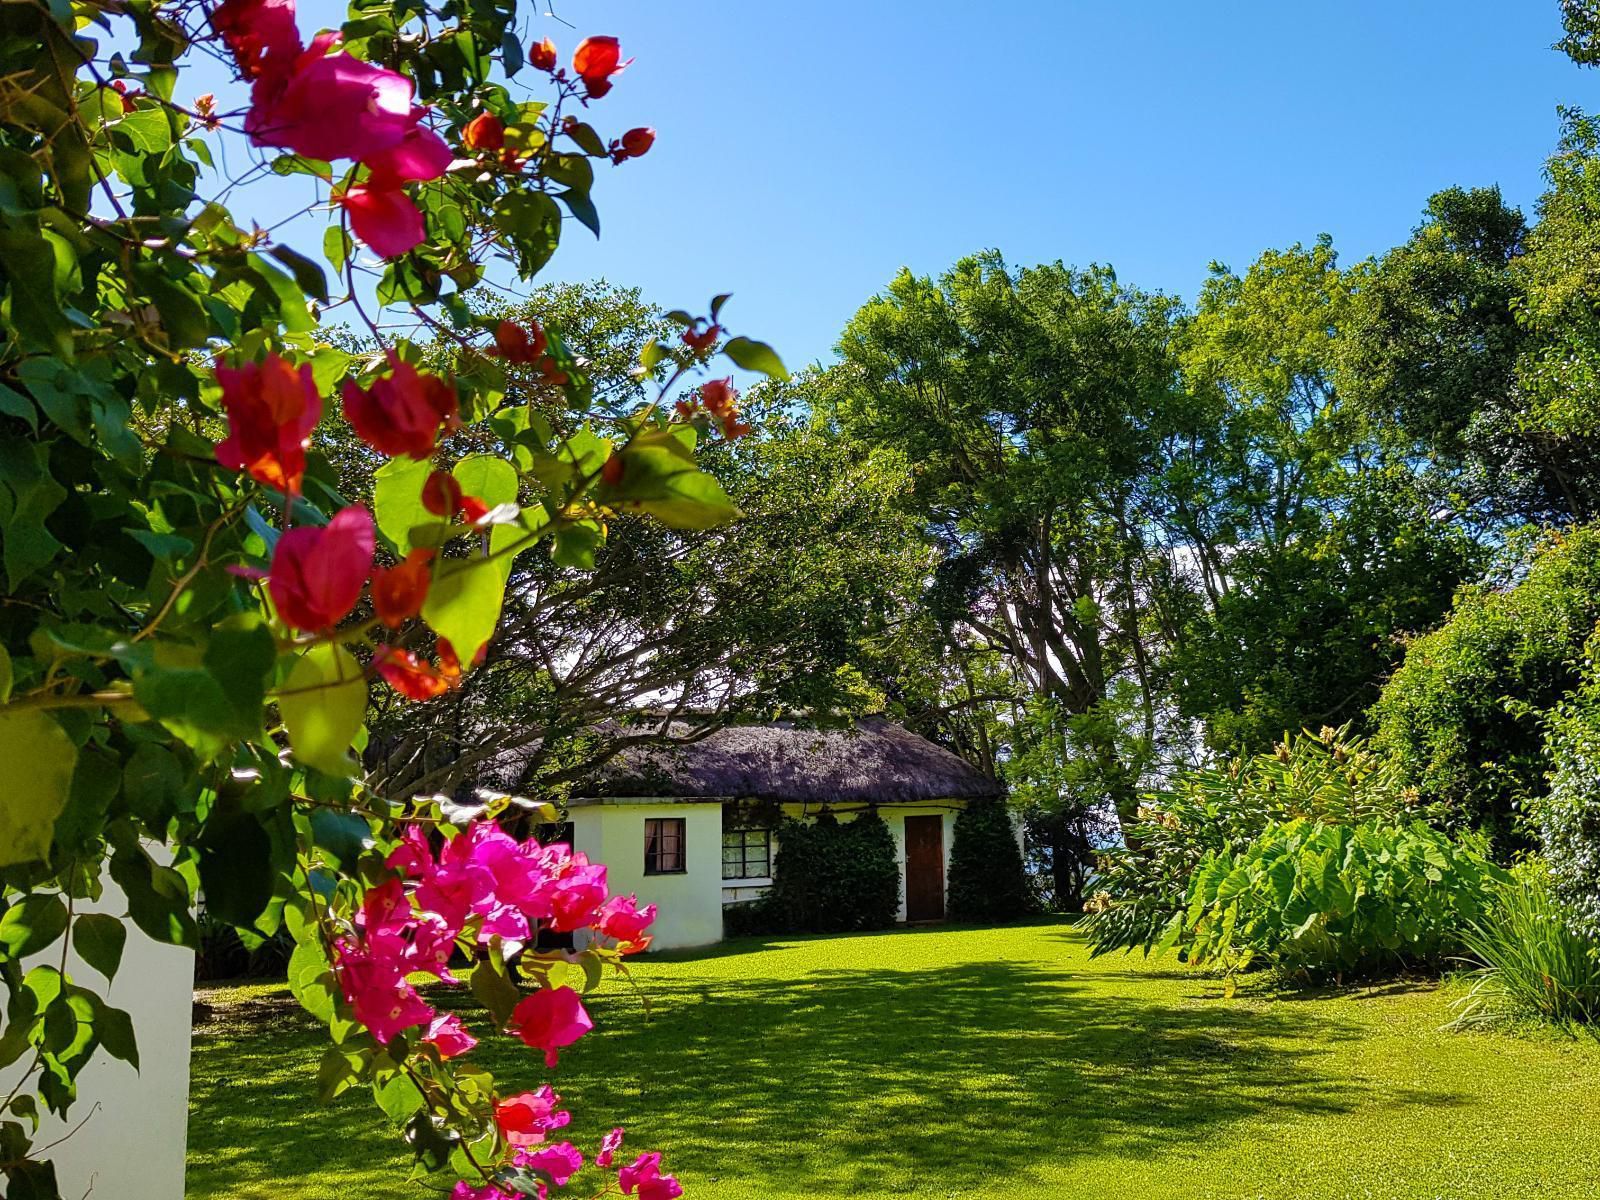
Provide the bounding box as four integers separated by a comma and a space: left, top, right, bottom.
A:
0, 1, 787, 1194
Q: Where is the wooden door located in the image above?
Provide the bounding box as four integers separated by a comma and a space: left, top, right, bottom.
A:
903, 815, 945, 922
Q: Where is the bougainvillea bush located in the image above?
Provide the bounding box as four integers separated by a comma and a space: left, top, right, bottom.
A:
0, 0, 784, 1195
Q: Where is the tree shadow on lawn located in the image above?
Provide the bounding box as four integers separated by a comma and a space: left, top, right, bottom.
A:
188, 950, 1468, 1198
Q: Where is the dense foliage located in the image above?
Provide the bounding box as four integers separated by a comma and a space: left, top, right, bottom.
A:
945, 800, 1030, 923
1535, 625, 1600, 938
1085, 726, 1427, 957
1179, 818, 1505, 983
746, 810, 901, 935
1372, 526, 1600, 853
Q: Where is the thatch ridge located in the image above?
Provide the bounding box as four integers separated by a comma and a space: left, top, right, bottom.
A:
499, 718, 1004, 805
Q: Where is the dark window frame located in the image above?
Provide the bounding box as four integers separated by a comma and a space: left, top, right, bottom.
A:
721, 827, 772, 880
644, 817, 687, 875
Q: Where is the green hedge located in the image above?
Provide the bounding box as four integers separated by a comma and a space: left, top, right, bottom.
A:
946, 800, 1030, 922
727, 809, 901, 936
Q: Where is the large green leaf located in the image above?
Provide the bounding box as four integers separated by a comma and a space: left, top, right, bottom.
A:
0, 710, 77, 868
722, 336, 789, 381
71, 913, 126, 983
374, 455, 436, 553
0, 894, 69, 960
280, 643, 366, 778
452, 454, 518, 507
422, 555, 509, 662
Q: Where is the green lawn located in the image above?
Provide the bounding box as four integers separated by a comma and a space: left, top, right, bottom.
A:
187, 919, 1600, 1199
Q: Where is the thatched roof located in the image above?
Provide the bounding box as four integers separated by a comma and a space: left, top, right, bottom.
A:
552, 718, 1003, 805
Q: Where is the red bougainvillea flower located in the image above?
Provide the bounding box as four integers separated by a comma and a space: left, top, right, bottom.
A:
487, 319, 547, 364
515, 1143, 583, 1187
462, 111, 504, 151
214, 351, 323, 496
571, 35, 631, 98
495, 1086, 572, 1148
681, 323, 718, 352
619, 1152, 683, 1200
421, 1013, 478, 1059
596, 1128, 625, 1169
600, 452, 624, 488
508, 985, 593, 1068
343, 358, 461, 459
267, 505, 375, 631
529, 37, 558, 71
371, 549, 432, 628
610, 126, 654, 163
372, 643, 456, 701
596, 894, 657, 953
210, 0, 301, 81
247, 35, 417, 162
422, 469, 463, 517
459, 494, 491, 523
698, 376, 753, 440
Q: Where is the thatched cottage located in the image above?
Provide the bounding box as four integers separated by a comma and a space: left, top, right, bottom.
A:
495, 719, 1005, 950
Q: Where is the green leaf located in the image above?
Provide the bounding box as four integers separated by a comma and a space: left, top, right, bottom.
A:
121, 742, 187, 826
108, 843, 197, 949
269, 245, 330, 305
722, 336, 789, 381
373, 456, 437, 553
422, 556, 509, 663
0, 895, 69, 960
197, 804, 274, 929
500, 28, 524, 76
0, 710, 77, 868
608, 445, 742, 530
113, 108, 172, 154
374, 1071, 426, 1125
452, 454, 518, 507
89, 994, 138, 1069
0, 644, 11, 702
558, 188, 600, 238
71, 914, 126, 983
279, 643, 366, 779
469, 959, 522, 1030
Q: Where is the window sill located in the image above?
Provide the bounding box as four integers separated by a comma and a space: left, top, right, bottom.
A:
643, 869, 688, 877
721, 876, 773, 887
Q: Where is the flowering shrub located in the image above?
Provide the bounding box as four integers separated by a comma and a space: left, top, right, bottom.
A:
0, 0, 778, 1194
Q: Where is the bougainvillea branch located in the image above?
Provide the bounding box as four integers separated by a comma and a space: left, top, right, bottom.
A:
0, 0, 783, 1194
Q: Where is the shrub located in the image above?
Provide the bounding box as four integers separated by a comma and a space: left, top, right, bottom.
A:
1372, 525, 1600, 853
1086, 725, 1428, 955
1180, 818, 1507, 982
1450, 863, 1600, 1029
946, 801, 1030, 922
1536, 625, 1600, 937
758, 809, 901, 933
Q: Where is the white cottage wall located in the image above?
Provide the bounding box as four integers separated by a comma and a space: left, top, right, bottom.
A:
569, 801, 724, 950
0, 873, 193, 1200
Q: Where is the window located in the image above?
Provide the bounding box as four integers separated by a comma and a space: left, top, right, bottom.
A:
644, 817, 686, 875
722, 828, 771, 880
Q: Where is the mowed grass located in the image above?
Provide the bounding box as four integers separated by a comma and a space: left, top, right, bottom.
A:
187, 919, 1600, 1199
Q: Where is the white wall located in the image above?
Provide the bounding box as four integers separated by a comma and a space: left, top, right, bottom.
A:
571, 802, 725, 950
0, 874, 193, 1199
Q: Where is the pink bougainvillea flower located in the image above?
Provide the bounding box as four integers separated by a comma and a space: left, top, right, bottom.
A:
508, 986, 593, 1068
210, 0, 301, 81
450, 1185, 514, 1200
422, 1012, 478, 1059
495, 1086, 572, 1148
214, 351, 322, 496
515, 1142, 583, 1187
342, 359, 461, 459
247, 37, 417, 161
596, 1127, 625, 1169
596, 894, 656, 952
333, 939, 435, 1044
364, 125, 454, 185
618, 1152, 682, 1200
339, 183, 425, 258
547, 858, 608, 933
571, 35, 630, 98
267, 505, 375, 631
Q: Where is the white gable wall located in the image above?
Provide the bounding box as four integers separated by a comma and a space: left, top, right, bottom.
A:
569, 800, 724, 950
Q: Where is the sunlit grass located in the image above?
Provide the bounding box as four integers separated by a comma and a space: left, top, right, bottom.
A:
187, 918, 1600, 1199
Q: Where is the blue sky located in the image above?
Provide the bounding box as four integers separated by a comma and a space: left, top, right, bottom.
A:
202, 2, 1592, 373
